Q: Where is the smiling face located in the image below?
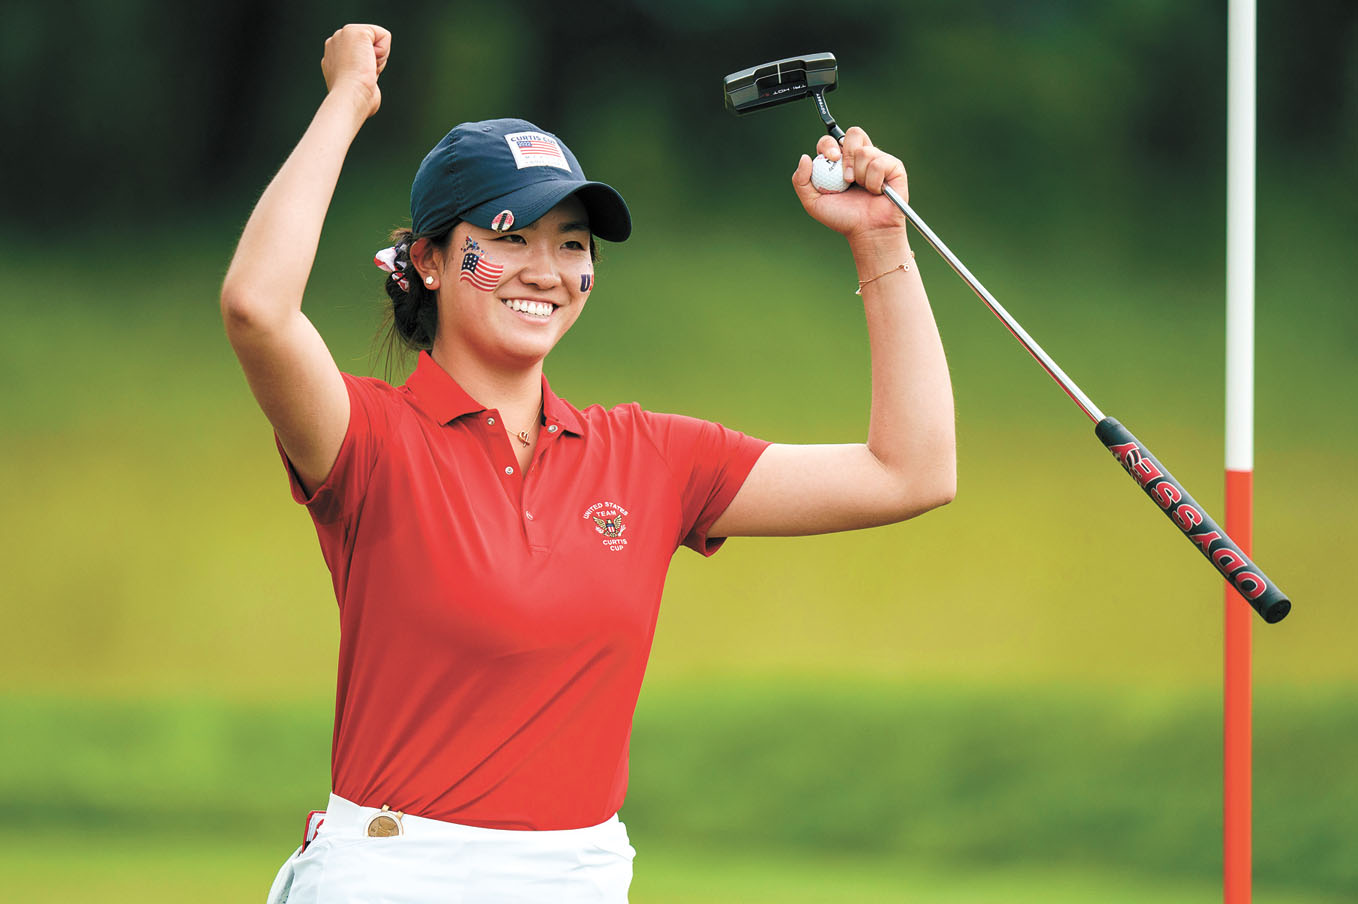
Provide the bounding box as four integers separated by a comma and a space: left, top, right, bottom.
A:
420, 196, 595, 372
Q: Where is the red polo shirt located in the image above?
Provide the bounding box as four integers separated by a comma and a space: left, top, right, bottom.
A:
278, 352, 768, 830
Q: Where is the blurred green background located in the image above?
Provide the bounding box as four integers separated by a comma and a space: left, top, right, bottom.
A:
3, 1, 1355, 900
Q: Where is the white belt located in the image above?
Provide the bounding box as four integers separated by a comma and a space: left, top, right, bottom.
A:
316, 793, 625, 845
268, 794, 634, 904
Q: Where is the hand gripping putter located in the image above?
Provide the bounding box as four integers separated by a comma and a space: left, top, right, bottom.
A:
723, 53, 1290, 624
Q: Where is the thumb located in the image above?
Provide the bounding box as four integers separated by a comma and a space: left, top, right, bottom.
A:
790, 154, 820, 206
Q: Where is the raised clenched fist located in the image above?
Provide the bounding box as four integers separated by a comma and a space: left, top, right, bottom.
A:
321, 24, 392, 119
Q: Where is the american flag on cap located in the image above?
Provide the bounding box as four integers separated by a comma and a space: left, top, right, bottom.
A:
513, 136, 564, 159
504, 130, 571, 171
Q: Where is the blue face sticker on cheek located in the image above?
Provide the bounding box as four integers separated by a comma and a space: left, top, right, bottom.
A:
580, 273, 593, 292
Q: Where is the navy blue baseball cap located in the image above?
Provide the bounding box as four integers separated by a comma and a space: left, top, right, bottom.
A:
410, 118, 631, 242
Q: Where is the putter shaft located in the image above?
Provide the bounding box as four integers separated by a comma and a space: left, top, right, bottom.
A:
818, 96, 1102, 423
878, 183, 1105, 424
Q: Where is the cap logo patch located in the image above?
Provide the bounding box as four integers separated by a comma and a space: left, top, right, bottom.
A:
505, 131, 571, 171
491, 209, 515, 232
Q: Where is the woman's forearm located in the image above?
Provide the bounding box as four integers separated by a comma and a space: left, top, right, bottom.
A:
852, 229, 957, 506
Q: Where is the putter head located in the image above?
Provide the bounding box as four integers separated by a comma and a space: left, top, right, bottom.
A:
723, 52, 838, 116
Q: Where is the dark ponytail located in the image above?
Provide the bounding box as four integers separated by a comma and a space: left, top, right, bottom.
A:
373, 222, 455, 379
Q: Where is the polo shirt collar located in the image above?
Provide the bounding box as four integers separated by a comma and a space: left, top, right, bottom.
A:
541, 375, 584, 437
405, 351, 585, 436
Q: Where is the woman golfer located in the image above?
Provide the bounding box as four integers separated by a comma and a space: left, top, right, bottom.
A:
223, 24, 954, 903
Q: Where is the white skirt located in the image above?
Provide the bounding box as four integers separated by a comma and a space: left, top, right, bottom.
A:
266, 794, 635, 903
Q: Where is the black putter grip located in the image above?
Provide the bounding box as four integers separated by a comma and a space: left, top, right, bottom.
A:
1095, 417, 1290, 624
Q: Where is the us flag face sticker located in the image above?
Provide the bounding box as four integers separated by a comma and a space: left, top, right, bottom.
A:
459, 238, 505, 292
505, 131, 571, 171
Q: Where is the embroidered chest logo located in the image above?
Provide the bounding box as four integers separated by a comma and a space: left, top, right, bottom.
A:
583, 501, 630, 552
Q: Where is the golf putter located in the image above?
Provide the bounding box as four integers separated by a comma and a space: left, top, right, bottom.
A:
723, 53, 1290, 623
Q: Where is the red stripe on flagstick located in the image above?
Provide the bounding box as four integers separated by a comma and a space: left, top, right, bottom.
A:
1224, 467, 1253, 904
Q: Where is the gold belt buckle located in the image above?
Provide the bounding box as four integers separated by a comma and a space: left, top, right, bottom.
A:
366, 804, 405, 837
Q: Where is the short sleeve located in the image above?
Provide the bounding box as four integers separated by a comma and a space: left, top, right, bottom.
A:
275, 373, 393, 525
640, 411, 770, 556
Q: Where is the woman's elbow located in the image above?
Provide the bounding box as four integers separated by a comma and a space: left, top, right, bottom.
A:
866, 443, 955, 523
933, 478, 957, 510
221, 285, 289, 340
897, 461, 956, 519
221, 284, 260, 331
920, 470, 956, 514
934, 455, 958, 507
915, 431, 957, 514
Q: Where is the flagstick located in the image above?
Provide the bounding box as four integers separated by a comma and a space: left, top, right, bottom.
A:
1224, 1, 1256, 902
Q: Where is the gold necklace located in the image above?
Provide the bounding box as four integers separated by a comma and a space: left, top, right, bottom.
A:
509, 404, 544, 447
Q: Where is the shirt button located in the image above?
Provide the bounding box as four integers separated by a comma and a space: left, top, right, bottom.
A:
487, 417, 496, 425
524, 511, 534, 521
547, 425, 558, 433
504, 466, 514, 476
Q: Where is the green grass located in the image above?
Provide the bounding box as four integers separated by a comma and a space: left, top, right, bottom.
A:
627, 680, 1358, 896
633, 846, 1354, 904
3, 685, 1354, 899
1, 832, 1349, 903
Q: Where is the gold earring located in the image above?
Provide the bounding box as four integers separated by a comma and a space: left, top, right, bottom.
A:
425, 275, 435, 286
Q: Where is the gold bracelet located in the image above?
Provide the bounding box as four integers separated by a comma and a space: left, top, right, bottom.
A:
855, 250, 916, 295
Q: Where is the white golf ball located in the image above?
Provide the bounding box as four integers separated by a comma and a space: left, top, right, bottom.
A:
811, 154, 850, 193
